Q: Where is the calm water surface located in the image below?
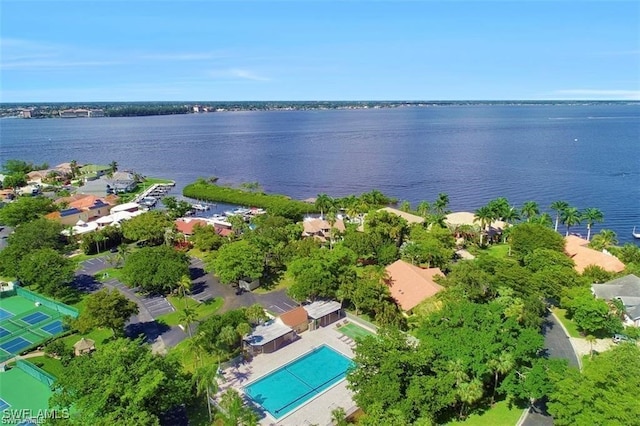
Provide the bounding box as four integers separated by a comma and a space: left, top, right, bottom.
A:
1, 104, 639, 243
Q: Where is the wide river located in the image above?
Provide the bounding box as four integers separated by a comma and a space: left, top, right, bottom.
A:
1, 104, 639, 243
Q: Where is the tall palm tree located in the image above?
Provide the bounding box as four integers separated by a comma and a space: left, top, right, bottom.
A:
315, 193, 334, 219
69, 160, 79, 178
399, 200, 411, 212
487, 352, 514, 404
521, 201, 539, 222
561, 207, 582, 237
582, 208, 604, 241
530, 212, 553, 228
434, 193, 450, 215
458, 379, 483, 419
474, 206, 494, 245
178, 307, 197, 338
117, 244, 130, 265
94, 233, 105, 254
109, 160, 118, 174
585, 335, 597, 360
590, 229, 618, 251
178, 274, 192, 308
417, 201, 431, 218
215, 389, 258, 426
193, 363, 219, 422
550, 200, 569, 232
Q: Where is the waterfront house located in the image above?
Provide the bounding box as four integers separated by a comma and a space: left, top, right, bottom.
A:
304, 300, 342, 330
378, 207, 425, 225
175, 218, 209, 236
105, 171, 137, 194
592, 274, 640, 327
47, 195, 112, 226
79, 164, 111, 181
301, 217, 346, 242
564, 235, 625, 274
384, 259, 444, 313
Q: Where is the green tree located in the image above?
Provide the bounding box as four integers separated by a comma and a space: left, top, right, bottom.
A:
564, 288, 623, 337
75, 288, 139, 336
108, 160, 118, 174
121, 211, 173, 245
17, 248, 75, 299
433, 193, 450, 215
581, 208, 604, 241
162, 196, 193, 219
520, 201, 540, 222
2, 173, 27, 191
510, 223, 565, 260
215, 389, 258, 426
589, 229, 618, 251
548, 344, 640, 426
245, 304, 267, 325
193, 363, 219, 422
211, 240, 264, 285
474, 205, 494, 245
550, 200, 569, 232
315, 193, 334, 219
487, 352, 514, 404
0, 196, 56, 226
50, 338, 191, 425
122, 245, 190, 294
192, 224, 226, 251
560, 207, 581, 237
0, 218, 66, 277
179, 307, 198, 338
177, 274, 192, 308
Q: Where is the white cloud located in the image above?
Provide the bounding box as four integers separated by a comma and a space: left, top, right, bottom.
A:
208, 68, 270, 82
552, 89, 640, 100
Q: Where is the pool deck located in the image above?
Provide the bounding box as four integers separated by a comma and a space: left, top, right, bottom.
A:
218, 322, 359, 425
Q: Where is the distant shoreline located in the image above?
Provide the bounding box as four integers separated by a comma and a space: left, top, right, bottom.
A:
2, 100, 638, 119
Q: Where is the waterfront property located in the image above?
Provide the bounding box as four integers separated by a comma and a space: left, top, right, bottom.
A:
564, 235, 625, 273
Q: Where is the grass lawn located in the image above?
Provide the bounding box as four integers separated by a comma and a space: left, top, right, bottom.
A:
61, 328, 114, 350
187, 248, 209, 260
96, 267, 126, 282
69, 251, 107, 265
484, 244, 511, 259
157, 296, 223, 327
447, 400, 526, 426
551, 307, 582, 338
28, 355, 65, 378
254, 274, 293, 294
169, 338, 221, 373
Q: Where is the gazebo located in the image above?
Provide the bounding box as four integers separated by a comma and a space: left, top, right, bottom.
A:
73, 337, 96, 356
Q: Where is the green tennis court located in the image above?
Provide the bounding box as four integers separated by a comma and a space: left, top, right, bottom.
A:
338, 322, 375, 340
0, 363, 52, 415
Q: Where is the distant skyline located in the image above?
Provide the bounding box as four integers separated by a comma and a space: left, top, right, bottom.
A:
1, 1, 639, 102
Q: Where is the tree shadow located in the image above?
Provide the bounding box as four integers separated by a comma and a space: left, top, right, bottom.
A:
125, 320, 170, 344
72, 273, 103, 293
189, 265, 206, 280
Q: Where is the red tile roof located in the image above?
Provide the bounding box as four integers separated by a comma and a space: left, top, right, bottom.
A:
564, 235, 625, 273
175, 219, 208, 235
385, 260, 444, 312
279, 306, 308, 327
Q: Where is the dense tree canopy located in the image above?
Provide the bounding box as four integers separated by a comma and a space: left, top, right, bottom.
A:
51, 338, 192, 425
122, 246, 190, 294
0, 218, 66, 277
210, 240, 264, 285
17, 248, 75, 299
548, 344, 640, 426
75, 289, 139, 336
121, 211, 173, 245
510, 223, 565, 260
0, 196, 57, 226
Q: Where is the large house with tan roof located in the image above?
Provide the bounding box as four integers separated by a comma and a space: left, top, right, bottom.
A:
384, 259, 444, 313
46, 195, 114, 226
564, 235, 625, 274
301, 217, 345, 242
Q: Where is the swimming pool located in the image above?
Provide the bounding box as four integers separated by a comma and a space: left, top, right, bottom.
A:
244, 345, 353, 419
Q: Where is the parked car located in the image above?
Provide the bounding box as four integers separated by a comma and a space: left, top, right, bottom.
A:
612, 334, 636, 344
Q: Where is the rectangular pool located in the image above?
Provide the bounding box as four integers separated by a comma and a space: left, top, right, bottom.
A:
244, 345, 353, 419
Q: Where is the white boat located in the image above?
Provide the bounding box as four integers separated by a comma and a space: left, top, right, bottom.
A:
633, 227, 640, 239
192, 204, 210, 211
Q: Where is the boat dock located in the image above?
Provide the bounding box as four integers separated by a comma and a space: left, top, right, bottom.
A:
134, 182, 175, 204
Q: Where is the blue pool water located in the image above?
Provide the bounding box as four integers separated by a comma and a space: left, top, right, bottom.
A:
244, 345, 354, 419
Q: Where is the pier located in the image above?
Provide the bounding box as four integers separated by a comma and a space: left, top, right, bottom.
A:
134, 182, 175, 204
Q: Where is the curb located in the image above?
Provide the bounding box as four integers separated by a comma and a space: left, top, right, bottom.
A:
515, 407, 530, 426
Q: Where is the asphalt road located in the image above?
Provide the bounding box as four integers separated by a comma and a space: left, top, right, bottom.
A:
521, 311, 580, 426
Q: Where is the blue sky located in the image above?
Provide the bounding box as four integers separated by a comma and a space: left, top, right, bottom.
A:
1, 1, 638, 102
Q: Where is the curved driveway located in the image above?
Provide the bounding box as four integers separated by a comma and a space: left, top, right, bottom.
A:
521, 310, 579, 426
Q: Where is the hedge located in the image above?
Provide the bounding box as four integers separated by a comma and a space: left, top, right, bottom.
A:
183, 182, 317, 220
